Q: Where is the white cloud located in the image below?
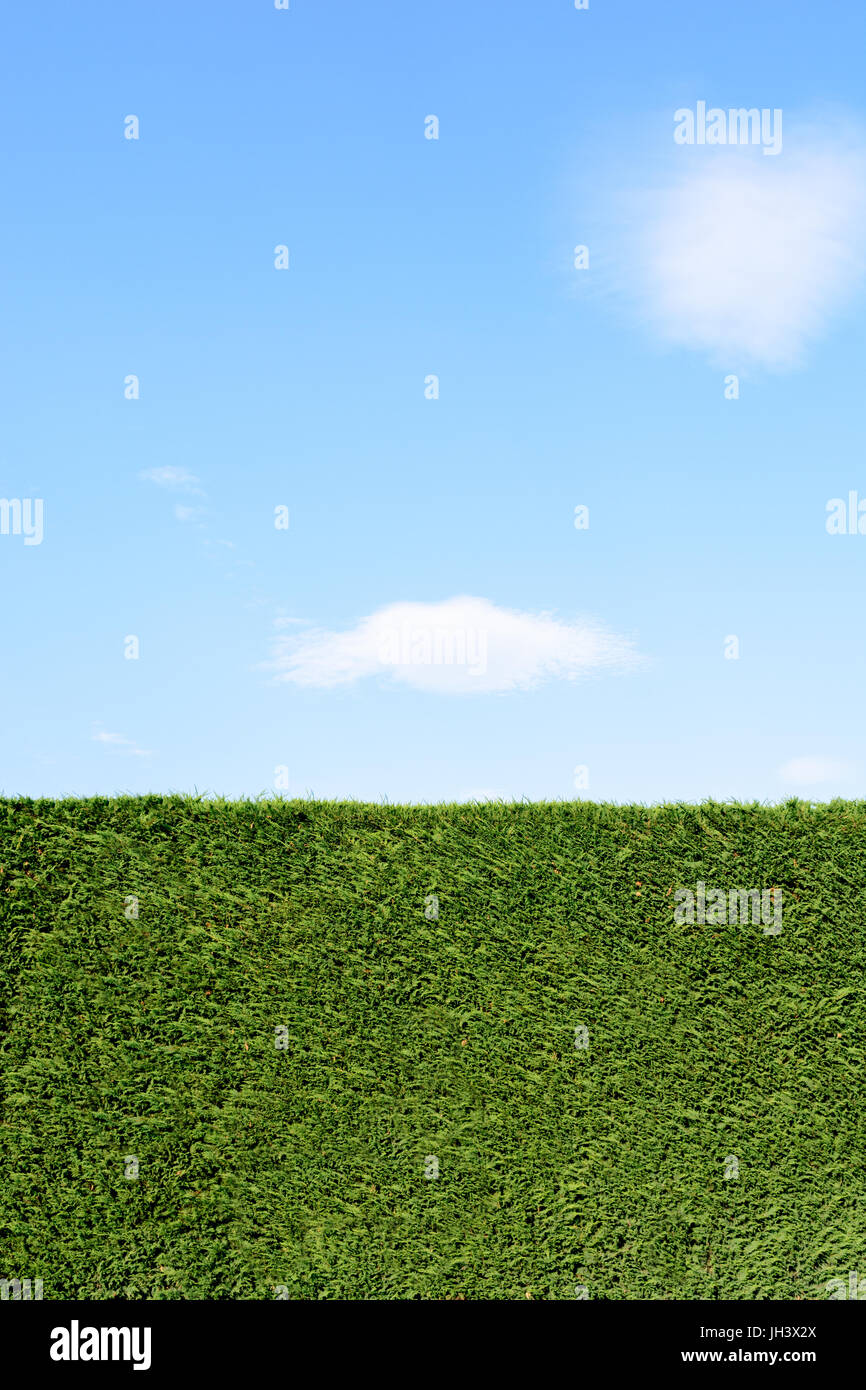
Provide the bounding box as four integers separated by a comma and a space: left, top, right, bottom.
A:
92, 729, 152, 758
265, 596, 642, 694
174, 504, 205, 522
618, 138, 866, 368
139, 467, 205, 495
778, 756, 853, 786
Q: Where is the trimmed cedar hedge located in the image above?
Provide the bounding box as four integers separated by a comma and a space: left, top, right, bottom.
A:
1, 796, 864, 1300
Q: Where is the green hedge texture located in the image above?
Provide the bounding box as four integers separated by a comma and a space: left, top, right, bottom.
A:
1, 796, 864, 1300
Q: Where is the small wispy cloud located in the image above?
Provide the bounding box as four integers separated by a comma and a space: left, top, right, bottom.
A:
91, 728, 152, 758
455, 788, 514, 803
778, 756, 854, 786
264, 596, 642, 695
273, 615, 313, 630
139, 467, 205, 495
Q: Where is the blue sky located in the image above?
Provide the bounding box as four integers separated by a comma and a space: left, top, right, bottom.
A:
2, 0, 865, 803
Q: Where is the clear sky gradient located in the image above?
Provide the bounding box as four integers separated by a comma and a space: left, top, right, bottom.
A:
2, 0, 864, 803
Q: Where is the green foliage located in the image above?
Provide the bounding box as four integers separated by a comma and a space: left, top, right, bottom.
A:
1, 796, 864, 1299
